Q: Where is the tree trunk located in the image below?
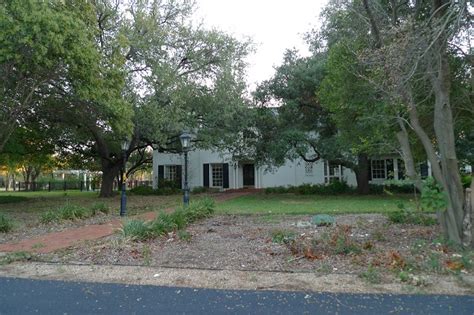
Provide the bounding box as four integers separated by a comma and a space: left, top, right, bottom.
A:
396, 118, 422, 191
99, 160, 122, 198
431, 50, 464, 244
355, 154, 370, 194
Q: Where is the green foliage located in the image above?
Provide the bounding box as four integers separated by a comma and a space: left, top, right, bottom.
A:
311, 214, 335, 226
177, 230, 192, 241
129, 185, 181, 196
420, 178, 447, 212
360, 265, 382, 284
270, 229, 296, 244
40, 210, 60, 224
0, 195, 28, 204
387, 203, 437, 226
121, 220, 151, 241
90, 202, 110, 215
332, 226, 361, 255
0, 251, 33, 265
265, 181, 354, 195
0, 214, 14, 233
121, 198, 215, 241
57, 204, 89, 220
461, 174, 472, 189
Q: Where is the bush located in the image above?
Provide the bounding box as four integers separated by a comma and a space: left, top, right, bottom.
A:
264, 181, 354, 195
129, 186, 155, 195
58, 204, 90, 220
461, 175, 472, 189
270, 229, 296, 244
90, 202, 110, 215
40, 211, 60, 224
0, 196, 27, 204
122, 197, 216, 241
121, 220, 151, 241
0, 214, 14, 233
129, 185, 181, 196
387, 203, 437, 226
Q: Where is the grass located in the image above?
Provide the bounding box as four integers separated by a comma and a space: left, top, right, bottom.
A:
0, 191, 181, 225
217, 194, 417, 215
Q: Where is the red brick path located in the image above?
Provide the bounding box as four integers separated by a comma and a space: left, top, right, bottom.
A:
0, 190, 256, 254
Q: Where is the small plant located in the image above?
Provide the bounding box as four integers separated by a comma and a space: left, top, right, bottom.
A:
90, 202, 109, 215
330, 225, 361, 255
372, 227, 386, 242
142, 245, 152, 266
271, 229, 296, 244
121, 220, 151, 241
40, 210, 60, 224
387, 203, 437, 226
0, 214, 14, 233
311, 214, 335, 226
58, 204, 90, 220
421, 177, 447, 212
360, 265, 381, 284
0, 251, 33, 265
191, 186, 208, 194
426, 252, 443, 273
177, 230, 192, 241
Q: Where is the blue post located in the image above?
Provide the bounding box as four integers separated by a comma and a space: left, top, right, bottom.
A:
183, 151, 190, 206
120, 150, 127, 217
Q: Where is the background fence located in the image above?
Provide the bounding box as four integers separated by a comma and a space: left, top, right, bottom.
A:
0, 180, 153, 192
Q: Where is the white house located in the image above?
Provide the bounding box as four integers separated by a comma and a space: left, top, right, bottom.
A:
152, 149, 429, 190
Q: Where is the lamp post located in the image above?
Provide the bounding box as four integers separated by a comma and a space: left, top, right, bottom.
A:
179, 132, 191, 206
120, 139, 130, 217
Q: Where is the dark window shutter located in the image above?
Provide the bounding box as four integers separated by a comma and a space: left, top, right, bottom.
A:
398, 159, 405, 180
368, 160, 372, 181
158, 165, 164, 182
203, 164, 209, 187
223, 163, 229, 188
420, 163, 428, 179
176, 165, 182, 189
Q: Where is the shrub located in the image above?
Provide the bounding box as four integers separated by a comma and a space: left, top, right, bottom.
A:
0, 196, 27, 204
311, 214, 335, 226
270, 229, 296, 244
123, 198, 216, 241
191, 186, 207, 194
265, 182, 354, 195
58, 204, 90, 220
40, 211, 60, 224
461, 174, 472, 189
121, 220, 151, 241
387, 203, 437, 226
0, 214, 14, 233
129, 186, 155, 195
90, 202, 109, 215
129, 185, 181, 196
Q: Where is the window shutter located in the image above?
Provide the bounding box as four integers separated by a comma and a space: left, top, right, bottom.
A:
158, 165, 164, 185
223, 163, 229, 188
176, 165, 182, 189
203, 164, 209, 187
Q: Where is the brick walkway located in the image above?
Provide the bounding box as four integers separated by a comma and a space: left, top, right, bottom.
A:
0, 190, 257, 254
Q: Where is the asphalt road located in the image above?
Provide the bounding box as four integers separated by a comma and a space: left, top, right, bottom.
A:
0, 277, 473, 314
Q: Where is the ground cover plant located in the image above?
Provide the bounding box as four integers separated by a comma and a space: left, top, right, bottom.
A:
0, 214, 14, 233
121, 198, 215, 241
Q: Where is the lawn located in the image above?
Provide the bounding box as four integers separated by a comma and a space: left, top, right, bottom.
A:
0, 191, 181, 220
217, 193, 417, 215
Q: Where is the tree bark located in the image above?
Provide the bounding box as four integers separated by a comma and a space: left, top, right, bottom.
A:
396, 118, 423, 191
99, 160, 122, 198
355, 154, 370, 194
430, 49, 465, 244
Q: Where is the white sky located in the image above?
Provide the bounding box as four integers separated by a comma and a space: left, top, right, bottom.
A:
194, 0, 328, 88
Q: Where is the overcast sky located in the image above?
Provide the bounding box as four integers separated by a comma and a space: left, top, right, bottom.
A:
193, 0, 328, 88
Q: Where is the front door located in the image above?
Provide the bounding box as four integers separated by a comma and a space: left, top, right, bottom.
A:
243, 164, 255, 186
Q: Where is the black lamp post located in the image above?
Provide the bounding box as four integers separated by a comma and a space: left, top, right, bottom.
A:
179, 132, 191, 206
120, 139, 130, 217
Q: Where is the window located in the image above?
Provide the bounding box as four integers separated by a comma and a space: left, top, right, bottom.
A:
371, 160, 386, 179
305, 162, 314, 176
211, 164, 223, 187
324, 161, 342, 183
165, 165, 178, 181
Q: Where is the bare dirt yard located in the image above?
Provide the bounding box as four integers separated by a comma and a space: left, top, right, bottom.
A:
22, 213, 472, 295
